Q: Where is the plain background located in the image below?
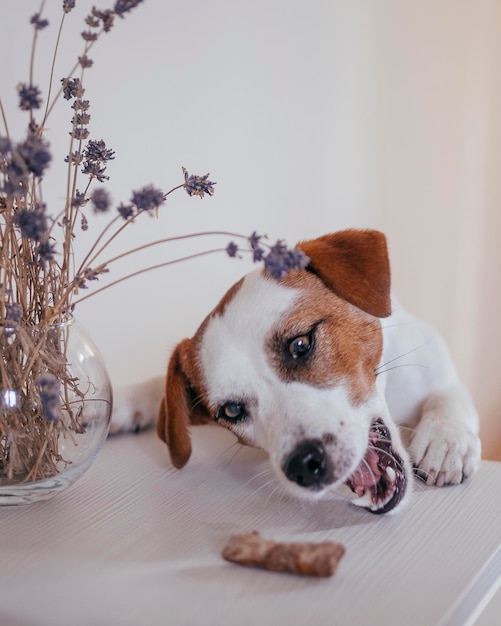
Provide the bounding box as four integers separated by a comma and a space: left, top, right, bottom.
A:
1, 0, 500, 459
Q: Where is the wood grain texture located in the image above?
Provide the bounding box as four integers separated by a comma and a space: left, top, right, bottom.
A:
0, 426, 500, 626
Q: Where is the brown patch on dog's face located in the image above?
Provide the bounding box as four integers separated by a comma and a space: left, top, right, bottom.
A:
266, 271, 383, 405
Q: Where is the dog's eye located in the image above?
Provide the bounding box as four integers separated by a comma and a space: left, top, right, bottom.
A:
288, 333, 313, 359
216, 401, 247, 423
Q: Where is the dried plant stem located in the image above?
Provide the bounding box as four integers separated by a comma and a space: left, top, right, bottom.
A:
41, 10, 67, 130
39, 37, 100, 133
0, 321, 84, 484
0, 99, 10, 137
86, 229, 248, 271
75, 184, 185, 276
73, 248, 227, 305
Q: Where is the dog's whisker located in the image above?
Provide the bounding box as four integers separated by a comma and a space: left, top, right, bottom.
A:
242, 467, 274, 489
379, 320, 409, 331
261, 480, 287, 510
191, 394, 206, 411
359, 455, 378, 489
240, 469, 281, 505
219, 441, 246, 467
398, 424, 417, 433
365, 318, 383, 332
376, 363, 428, 377
375, 337, 434, 375
412, 464, 435, 484
367, 443, 406, 473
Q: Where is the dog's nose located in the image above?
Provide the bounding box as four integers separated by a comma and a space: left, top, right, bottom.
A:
284, 440, 328, 488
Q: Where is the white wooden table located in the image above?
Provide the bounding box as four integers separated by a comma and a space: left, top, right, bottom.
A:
0, 426, 499, 626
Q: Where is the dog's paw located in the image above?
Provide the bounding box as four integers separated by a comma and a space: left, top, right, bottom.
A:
110, 377, 164, 436
410, 417, 481, 486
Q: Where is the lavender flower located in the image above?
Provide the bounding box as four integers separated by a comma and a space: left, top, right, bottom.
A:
83, 139, 115, 163
37, 373, 61, 422
75, 266, 108, 289
63, 0, 76, 14
5, 303, 23, 324
71, 189, 87, 208
81, 140, 114, 182
248, 231, 262, 249
117, 202, 134, 219
225, 233, 309, 279
65, 150, 83, 166
248, 231, 265, 262
71, 127, 90, 140
252, 246, 265, 263
85, 15, 100, 28
36, 240, 57, 263
30, 13, 49, 30
17, 83, 42, 111
182, 167, 216, 199
72, 113, 91, 126
14, 206, 48, 242
226, 242, 239, 258
263, 241, 310, 279
114, 0, 145, 17
82, 161, 107, 181
79, 55, 94, 69
131, 185, 165, 212
90, 8, 115, 32
81, 30, 98, 42
15, 133, 52, 178
61, 77, 81, 100
91, 188, 112, 212
0, 136, 11, 155
72, 98, 90, 111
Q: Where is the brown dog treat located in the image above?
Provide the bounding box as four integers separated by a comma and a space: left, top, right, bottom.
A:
222, 531, 345, 577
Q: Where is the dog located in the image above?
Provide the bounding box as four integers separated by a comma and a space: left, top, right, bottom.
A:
112, 229, 481, 514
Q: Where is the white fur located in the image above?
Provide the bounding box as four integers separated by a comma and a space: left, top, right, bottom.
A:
112, 272, 481, 508
379, 296, 481, 485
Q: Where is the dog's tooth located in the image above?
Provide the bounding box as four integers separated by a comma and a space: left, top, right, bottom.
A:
386, 466, 396, 483
352, 491, 373, 508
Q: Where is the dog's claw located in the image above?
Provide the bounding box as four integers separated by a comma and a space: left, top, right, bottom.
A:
410, 419, 481, 487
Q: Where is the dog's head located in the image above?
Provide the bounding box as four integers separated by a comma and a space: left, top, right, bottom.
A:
157, 229, 411, 514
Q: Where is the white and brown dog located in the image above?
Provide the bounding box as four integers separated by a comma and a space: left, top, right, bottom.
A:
112, 229, 481, 514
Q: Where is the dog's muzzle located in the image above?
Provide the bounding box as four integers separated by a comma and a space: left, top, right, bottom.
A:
283, 418, 408, 514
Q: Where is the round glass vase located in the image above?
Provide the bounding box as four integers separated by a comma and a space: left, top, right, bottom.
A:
0, 317, 112, 505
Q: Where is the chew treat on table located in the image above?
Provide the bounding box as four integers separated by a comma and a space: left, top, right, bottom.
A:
222, 531, 345, 577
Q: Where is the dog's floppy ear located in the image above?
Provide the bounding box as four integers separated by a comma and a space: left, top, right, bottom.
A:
297, 229, 392, 318
157, 338, 211, 469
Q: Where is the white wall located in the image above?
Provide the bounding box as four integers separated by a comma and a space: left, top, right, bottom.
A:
2, 1, 500, 457
369, 1, 501, 459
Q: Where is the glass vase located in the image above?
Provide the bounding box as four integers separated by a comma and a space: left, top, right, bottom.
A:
0, 317, 112, 505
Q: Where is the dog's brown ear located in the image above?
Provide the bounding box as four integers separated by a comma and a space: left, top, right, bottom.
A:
157, 338, 211, 469
297, 229, 392, 318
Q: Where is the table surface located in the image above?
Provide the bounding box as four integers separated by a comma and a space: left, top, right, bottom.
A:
0, 425, 500, 626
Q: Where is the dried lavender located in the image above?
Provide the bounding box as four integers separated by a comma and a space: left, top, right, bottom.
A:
225, 233, 309, 279
17, 84, 43, 111
131, 185, 165, 213
37, 373, 61, 422
91, 188, 112, 212
0, 2, 306, 484
183, 167, 216, 199
264, 241, 310, 279
30, 14, 49, 30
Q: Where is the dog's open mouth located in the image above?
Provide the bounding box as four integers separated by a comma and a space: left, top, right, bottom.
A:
345, 418, 407, 514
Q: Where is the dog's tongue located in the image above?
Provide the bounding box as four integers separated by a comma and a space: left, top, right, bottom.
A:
348, 448, 381, 496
